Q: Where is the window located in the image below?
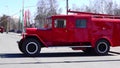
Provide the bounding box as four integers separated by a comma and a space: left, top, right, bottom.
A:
55, 19, 66, 28
76, 19, 87, 28
35, 18, 52, 29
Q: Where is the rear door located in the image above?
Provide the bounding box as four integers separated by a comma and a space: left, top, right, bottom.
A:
75, 18, 89, 42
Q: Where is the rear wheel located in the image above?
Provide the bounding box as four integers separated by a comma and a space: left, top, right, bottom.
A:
94, 39, 110, 55
22, 38, 41, 57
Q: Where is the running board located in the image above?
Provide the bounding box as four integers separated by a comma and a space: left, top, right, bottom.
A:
48, 45, 92, 48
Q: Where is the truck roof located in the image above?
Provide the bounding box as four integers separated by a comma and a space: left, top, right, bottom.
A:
52, 14, 91, 18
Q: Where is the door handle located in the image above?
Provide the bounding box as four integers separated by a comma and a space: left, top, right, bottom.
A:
65, 30, 68, 32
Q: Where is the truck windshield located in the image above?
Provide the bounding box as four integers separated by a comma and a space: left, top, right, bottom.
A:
36, 18, 52, 29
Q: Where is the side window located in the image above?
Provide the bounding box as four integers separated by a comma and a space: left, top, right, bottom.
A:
76, 19, 87, 28
55, 19, 66, 28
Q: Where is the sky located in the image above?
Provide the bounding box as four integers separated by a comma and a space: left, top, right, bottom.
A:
0, 0, 120, 19
0, 0, 38, 18
0, 0, 89, 17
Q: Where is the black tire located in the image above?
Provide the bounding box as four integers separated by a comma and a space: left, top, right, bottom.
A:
22, 38, 41, 57
18, 39, 24, 53
94, 39, 110, 56
18, 44, 24, 53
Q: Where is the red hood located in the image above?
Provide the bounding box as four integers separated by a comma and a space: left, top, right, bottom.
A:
26, 28, 37, 34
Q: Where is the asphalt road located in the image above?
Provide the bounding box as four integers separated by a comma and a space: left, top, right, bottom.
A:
0, 32, 120, 68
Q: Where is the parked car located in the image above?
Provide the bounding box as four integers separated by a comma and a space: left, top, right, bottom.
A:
0, 26, 4, 33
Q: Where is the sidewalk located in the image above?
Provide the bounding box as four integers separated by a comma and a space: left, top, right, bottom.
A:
2, 32, 22, 36
110, 47, 120, 53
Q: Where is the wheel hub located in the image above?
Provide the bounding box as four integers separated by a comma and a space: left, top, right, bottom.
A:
26, 42, 38, 54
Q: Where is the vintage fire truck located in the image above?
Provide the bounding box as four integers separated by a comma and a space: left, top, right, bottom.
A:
18, 10, 120, 56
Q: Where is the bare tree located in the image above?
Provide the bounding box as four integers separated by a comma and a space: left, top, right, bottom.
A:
35, 0, 61, 28
91, 0, 120, 15
0, 15, 9, 31
113, 8, 120, 16
71, 0, 120, 15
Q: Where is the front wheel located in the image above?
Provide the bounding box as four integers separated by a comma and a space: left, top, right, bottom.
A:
22, 38, 41, 57
94, 39, 110, 56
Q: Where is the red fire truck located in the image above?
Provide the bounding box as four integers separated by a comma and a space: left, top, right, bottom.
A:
18, 10, 120, 56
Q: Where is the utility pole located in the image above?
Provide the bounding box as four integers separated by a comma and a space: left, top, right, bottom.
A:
66, 0, 68, 15
22, 0, 25, 33
6, 6, 9, 34
6, 16, 9, 34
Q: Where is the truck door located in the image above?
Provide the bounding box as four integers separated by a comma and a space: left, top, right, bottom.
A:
75, 19, 89, 42
53, 19, 68, 42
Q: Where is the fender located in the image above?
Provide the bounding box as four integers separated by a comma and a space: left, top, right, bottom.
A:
91, 36, 113, 47
24, 34, 48, 47
101, 36, 113, 46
